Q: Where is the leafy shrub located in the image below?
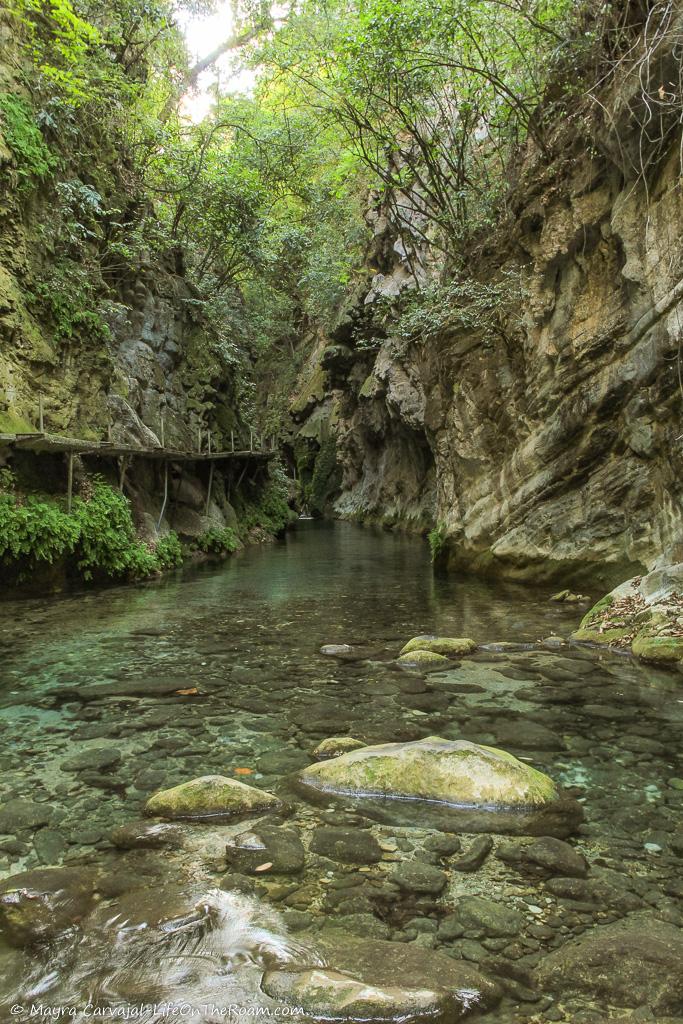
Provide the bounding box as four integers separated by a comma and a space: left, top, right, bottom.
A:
196, 526, 239, 555
0, 481, 183, 582
154, 532, 184, 570
0, 92, 56, 189
32, 261, 111, 345
0, 493, 80, 569
0, 468, 16, 492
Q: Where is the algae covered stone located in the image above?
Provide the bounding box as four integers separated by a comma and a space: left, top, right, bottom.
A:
298, 737, 558, 808
144, 775, 280, 821
396, 650, 449, 669
313, 736, 366, 760
401, 635, 477, 657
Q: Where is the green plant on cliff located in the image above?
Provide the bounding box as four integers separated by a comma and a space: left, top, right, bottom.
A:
394, 272, 526, 346
0, 92, 56, 188
428, 522, 448, 563
32, 261, 112, 345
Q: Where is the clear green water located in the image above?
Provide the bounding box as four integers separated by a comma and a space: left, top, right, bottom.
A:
0, 522, 681, 1022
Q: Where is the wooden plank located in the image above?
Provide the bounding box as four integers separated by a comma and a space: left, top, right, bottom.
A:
0, 431, 275, 462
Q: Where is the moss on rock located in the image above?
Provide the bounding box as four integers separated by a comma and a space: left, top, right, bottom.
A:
401, 636, 477, 657
396, 649, 450, 668
298, 737, 559, 808
144, 775, 281, 821
631, 632, 683, 664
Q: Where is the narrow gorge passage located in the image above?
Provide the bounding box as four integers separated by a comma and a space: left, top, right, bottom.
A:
1, 0, 683, 1021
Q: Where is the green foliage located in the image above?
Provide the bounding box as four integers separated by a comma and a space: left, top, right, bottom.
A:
196, 526, 239, 554
393, 271, 526, 347
31, 261, 111, 345
0, 468, 17, 493
260, 0, 580, 260
240, 463, 294, 536
73, 483, 148, 579
0, 481, 183, 582
153, 532, 184, 570
428, 522, 448, 563
0, 92, 56, 188
310, 436, 340, 514
0, 493, 80, 569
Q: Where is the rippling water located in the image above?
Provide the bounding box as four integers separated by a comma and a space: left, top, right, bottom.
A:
0, 522, 681, 1022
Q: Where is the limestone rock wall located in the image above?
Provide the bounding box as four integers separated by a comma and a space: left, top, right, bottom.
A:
293, 57, 683, 587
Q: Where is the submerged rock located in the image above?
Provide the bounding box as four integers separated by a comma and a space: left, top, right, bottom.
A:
536, 914, 683, 1012
60, 747, 122, 773
313, 737, 366, 760
262, 966, 447, 1022
0, 867, 98, 946
225, 825, 305, 875
110, 820, 186, 850
522, 837, 588, 878
144, 775, 281, 821
390, 860, 447, 895
401, 636, 477, 657
451, 835, 493, 872
320, 644, 354, 657
310, 826, 382, 865
450, 896, 525, 938
0, 799, 53, 834
308, 929, 501, 1016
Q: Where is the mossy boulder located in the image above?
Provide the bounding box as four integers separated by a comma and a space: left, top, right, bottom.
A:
401, 636, 477, 657
298, 737, 558, 808
144, 775, 281, 822
571, 594, 630, 644
571, 566, 683, 665
397, 650, 450, 669
631, 631, 683, 664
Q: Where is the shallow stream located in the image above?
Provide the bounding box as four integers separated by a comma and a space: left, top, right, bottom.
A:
0, 522, 681, 1023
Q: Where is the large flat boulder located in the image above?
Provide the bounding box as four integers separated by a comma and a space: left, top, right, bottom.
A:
298, 736, 555, 807
297, 737, 581, 837
144, 775, 281, 822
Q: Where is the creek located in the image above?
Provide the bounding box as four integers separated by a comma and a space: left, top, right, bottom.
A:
0, 521, 681, 1022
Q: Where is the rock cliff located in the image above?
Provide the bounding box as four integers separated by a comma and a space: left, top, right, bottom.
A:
291, 35, 683, 590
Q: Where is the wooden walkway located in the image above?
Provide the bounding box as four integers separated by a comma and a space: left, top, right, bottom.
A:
0, 431, 275, 517
0, 431, 274, 462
